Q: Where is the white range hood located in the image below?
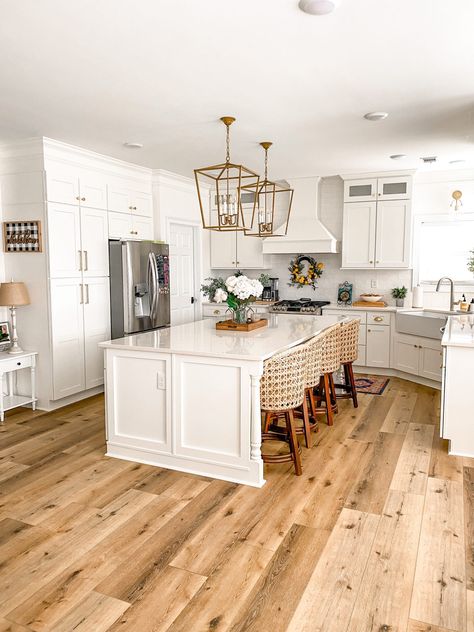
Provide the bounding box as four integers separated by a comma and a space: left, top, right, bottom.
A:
262, 176, 339, 254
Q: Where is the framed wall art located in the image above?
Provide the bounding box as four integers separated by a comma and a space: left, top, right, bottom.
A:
0, 321, 11, 352
3, 221, 42, 253
337, 281, 353, 305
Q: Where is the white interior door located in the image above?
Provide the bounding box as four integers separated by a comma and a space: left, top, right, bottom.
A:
83, 277, 110, 389
169, 222, 195, 325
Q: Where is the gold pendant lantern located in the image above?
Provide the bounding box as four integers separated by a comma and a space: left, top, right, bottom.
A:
243, 142, 293, 237
194, 117, 260, 232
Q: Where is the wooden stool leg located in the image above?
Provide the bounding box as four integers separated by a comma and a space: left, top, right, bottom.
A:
286, 410, 302, 475
302, 395, 312, 449
348, 362, 359, 408
328, 373, 338, 414
264, 412, 273, 433
323, 373, 334, 426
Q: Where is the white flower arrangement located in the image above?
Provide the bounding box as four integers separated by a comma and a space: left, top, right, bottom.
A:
225, 275, 263, 301
213, 288, 228, 303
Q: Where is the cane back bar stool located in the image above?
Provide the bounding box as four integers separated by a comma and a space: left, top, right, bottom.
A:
260, 343, 308, 476
335, 318, 360, 408
301, 332, 325, 440
315, 323, 341, 426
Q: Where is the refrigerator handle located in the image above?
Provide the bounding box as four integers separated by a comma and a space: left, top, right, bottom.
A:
148, 252, 159, 320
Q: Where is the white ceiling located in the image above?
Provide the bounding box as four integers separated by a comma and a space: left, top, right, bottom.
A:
1, 0, 473, 179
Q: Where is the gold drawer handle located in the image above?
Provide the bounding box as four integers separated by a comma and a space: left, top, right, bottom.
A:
374, 316, 383, 322
214, 309, 220, 315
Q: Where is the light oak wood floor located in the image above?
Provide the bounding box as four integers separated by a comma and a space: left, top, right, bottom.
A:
0, 377, 472, 632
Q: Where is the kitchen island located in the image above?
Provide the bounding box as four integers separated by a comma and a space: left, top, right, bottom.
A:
100, 314, 341, 487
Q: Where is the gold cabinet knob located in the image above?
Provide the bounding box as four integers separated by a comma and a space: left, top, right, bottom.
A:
214, 309, 220, 315
75, 196, 80, 201
369, 260, 374, 264
81, 197, 86, 201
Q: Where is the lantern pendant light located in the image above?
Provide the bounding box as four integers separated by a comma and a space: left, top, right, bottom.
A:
194, 117, 260, 232
244, 142, 293, 237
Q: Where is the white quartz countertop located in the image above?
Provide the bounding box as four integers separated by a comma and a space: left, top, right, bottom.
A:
442, 314, 474, 348
100, 314, 343, 362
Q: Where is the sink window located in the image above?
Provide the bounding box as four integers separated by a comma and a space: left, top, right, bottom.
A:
418, 217, 474, 283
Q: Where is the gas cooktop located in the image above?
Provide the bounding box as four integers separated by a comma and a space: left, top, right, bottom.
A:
270, 299, 331, 314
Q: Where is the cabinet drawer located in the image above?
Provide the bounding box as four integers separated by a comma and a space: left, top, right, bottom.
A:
0, 355, 33, 373
367, 312, 391, 326
202, 304, 229, 318
323, 309, 368, 324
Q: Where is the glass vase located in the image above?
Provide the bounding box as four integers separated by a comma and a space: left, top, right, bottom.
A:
232, 306, 248, 324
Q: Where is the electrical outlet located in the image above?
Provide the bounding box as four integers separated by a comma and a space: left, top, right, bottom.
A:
156, 372, 166, 390
370, 279, 377, 289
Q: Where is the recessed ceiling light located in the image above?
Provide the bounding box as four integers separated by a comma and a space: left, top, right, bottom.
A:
364, 112, 389, 121
123, 142, 143, 149
390, 154, 407, 160
298, 0, 340, 15
449, 159, 466, 165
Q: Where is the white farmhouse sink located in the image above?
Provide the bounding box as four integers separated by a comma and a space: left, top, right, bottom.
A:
396, 310, 451, 340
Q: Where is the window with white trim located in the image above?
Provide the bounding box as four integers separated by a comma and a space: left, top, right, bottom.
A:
418, 217, 474, 284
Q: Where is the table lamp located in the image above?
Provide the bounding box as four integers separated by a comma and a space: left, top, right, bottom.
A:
0, 281, 30, 354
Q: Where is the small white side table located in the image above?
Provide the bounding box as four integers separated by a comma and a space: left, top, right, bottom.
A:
0, 350, 37, 423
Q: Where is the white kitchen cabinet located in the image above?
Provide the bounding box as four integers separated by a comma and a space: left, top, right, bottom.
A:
80, 207, 109, 277
342, 173, 413, 270
374, 200, 411, 268
343, 179, 377, 202
108, 211, 153, 240
210, 230, 270, 269
47, 203, 82, 278
392, 334, 442, 381
392, 336, 419, 374
133, 215, 153, 240
108, 182, 153, 217
46, 164, 107, 209
49, 276, 110, 399
341, 202, 377, 268
83, 277, 110, 389
342, 200, 412, 269
50, 278, 86, 399
48, 203, 108, 278
78, 170, 108, 210
377, 176, 411, 200
418, 341, 443, 381
366, 324, 391, 367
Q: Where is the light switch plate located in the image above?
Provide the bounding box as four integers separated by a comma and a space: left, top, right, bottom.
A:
370, 279, 377, 288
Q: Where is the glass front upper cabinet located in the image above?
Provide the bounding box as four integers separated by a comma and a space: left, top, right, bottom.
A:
377, 176, 411, 200
344, 179, 377, 202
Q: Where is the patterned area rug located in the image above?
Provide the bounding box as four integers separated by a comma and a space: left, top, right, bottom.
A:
354, 375, 390, 395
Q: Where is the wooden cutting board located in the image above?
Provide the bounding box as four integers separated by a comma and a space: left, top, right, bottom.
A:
352, 300, 387, 308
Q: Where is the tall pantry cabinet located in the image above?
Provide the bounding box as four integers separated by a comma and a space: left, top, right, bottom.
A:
0, 138, 154, 409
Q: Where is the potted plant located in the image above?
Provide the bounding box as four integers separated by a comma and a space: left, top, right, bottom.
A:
391, 286, 408, 307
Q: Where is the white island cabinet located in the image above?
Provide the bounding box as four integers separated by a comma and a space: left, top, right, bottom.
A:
100, 314, 340, 487
440, 314, 474, 458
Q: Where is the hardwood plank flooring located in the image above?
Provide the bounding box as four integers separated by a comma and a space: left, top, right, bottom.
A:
0, 379, 470, 631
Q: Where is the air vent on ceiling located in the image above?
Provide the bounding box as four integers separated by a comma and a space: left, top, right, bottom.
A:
420, 156, 437, 164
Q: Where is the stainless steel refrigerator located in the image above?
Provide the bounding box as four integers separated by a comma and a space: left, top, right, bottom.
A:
109, 240, 170, 339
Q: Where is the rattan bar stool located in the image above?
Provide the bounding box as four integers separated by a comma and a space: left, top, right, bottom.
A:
303, 332, 325, 435
260, 343, 307, 476
335, 318, 360, 408
314, 323, 341, 426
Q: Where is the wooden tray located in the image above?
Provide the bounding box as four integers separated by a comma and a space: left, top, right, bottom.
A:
353, 300, 387, 308
216, 318, 268, 332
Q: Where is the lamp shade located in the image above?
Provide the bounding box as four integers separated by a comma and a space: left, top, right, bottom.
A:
0, 282, 30, 306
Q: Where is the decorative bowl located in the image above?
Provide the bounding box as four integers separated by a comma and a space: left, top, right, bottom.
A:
360, 294, 383, 303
